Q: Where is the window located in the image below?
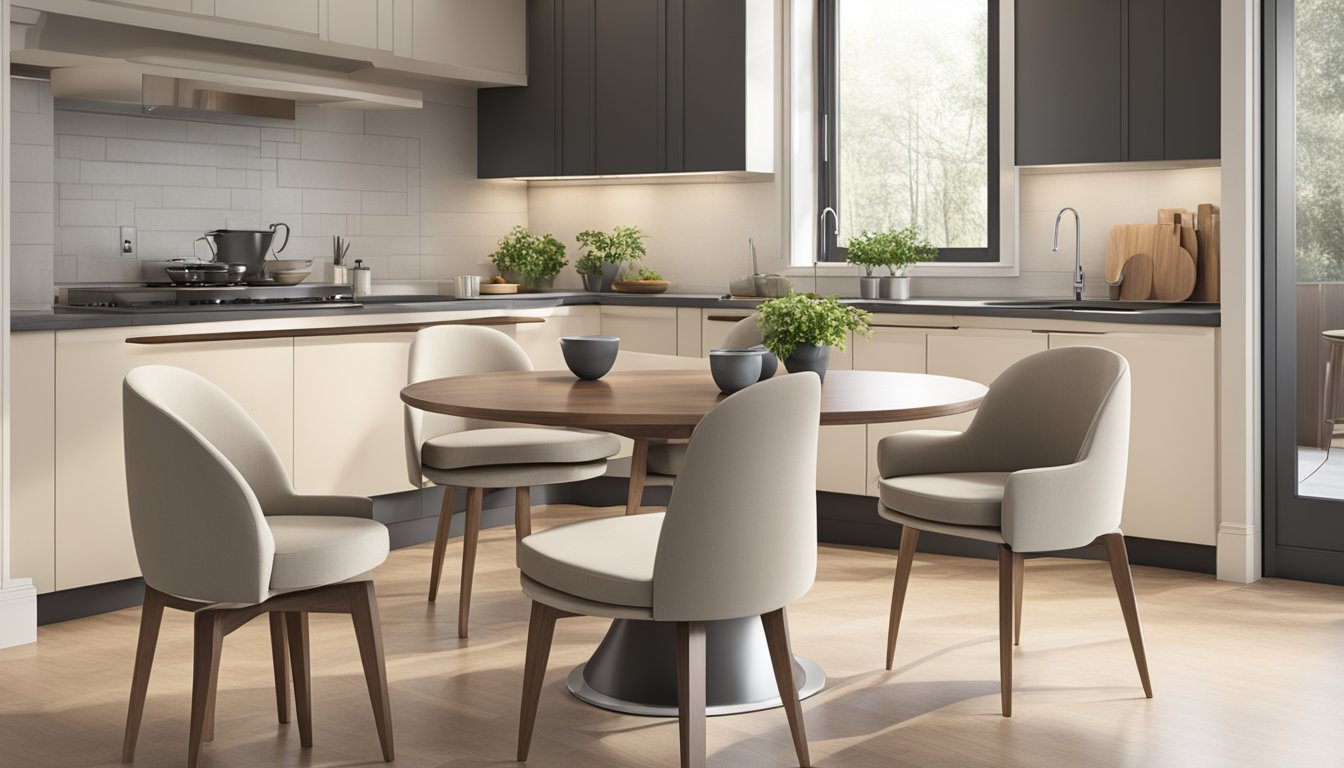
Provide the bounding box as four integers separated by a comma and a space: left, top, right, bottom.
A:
818, 0, 1000, 263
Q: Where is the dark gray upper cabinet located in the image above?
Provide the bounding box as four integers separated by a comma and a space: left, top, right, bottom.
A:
478, 0, 760, 178
1016, 0, 1219, 166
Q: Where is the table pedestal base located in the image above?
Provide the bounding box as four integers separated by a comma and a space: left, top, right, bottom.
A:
565, 617, 826, 717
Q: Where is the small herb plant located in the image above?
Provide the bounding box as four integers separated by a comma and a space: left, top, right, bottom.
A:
488, 226, 568, 282
618, 267, 664, 281
756, 291, 872, 359
845, 226, 939, 276
575, 226, 648, 276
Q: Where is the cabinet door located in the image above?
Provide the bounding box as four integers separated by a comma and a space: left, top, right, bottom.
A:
293, 334, 416, 498
54, 328, 295, 590
511, 305, 602, 369
701, 310, 755, 355
1049, 330, 1217, 545
1126, 0, 1164, 162
328, 0, 380, 49
11, 332, 56, 594
593, 0, 664, 174
1016, 0, 1122, 165
214, 0, 320, 33
478, 0, 559, 178
601, 306, 678, 355
671, 0, 746, 172
1163, 0, 1220, 160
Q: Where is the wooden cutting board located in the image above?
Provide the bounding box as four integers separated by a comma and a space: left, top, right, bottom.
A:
1118, 253, 1154, 300
1192, 203, 1220, 302
1152, 221, 1197, 301
1106, 224, 1182, 282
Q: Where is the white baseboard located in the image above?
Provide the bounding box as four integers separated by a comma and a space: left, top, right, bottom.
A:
0, 579, 38, 649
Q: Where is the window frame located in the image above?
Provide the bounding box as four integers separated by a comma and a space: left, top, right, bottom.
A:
816, 0, 1002, 264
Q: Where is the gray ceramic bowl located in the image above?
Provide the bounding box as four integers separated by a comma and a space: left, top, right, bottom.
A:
709, 348, 765, 395
749, 344, 779, 381
560, 336, 620, 380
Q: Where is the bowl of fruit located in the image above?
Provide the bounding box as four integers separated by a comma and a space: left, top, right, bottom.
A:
479, 275, 520, 295
611, 267, 669, 294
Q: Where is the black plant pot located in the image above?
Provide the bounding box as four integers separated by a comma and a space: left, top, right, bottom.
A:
783, 343, 831, 382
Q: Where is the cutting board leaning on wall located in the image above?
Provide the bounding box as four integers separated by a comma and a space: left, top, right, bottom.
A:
1104, 204, 1219, 302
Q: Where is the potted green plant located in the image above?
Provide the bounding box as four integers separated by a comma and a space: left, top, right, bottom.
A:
575, 226, 647, 292
756, 291, 872, 381
846, 226, 939, 300
612, 266, 669, 294
488, 226, 567, 291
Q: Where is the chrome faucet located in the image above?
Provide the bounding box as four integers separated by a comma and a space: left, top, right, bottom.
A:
1053, 207, 1084, 301
819, 206, 839, 258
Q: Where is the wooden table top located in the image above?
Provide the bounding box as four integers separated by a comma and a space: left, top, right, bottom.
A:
401, 369, 986, 438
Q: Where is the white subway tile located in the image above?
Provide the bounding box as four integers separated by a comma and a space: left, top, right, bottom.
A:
59, 183, 91, 200
54, 158, 80, 184
261, 127, 298, 143
58, 135, 106, 160
361, 215, 420, 238
11, 145, 54, 183
12, 213, 55, 245
231, 189, 262, 210
161, 186, 232, 209
387, 253, 421, 279
56, 110, 128, 137
278, 158, 407, 192
302, 189, 362, 214
260, 141, 278, 158
11, 246, 56, 307
300, 132, 409, 167
12, 111, 54, 145
117, 201, 135, 227
216, 169, 247, 187
124, 163, 215, 186
89, 185, 163, 207
108, 138, 187, 164
361, 191, 407, 215
59, 200, 117, 227
81, 161, 129, 184
127, 116, 189, 142
76, 255, 142, 283
57, 226, 118, 257
55, 254, 78, 282
12, 183, 55, 213
261, 186, 299, 213
11, 80, 42, 114
278, 142, 301, 159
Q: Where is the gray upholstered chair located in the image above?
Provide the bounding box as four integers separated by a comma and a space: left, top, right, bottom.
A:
645, 313, 766, 477
515, 374, 821, 768
877, 346, 1152, 717
405, 325, 620, 637
122, 365, 393, 768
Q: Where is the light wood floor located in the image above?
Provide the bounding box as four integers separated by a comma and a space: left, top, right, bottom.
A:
5, 505, 1344, 768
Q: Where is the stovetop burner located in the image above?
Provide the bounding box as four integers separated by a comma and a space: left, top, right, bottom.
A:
59, 283, 361, 311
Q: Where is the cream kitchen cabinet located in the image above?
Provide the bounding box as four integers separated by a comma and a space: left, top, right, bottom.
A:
54, 325, 295, 591
700, 310, 754, 355
214, 0, 320, 33
1049, 328, 1218, 545
11, 332, 57, 595
326, 0, 382, 49
513, 305, 601, 369
601, 306, 678, 356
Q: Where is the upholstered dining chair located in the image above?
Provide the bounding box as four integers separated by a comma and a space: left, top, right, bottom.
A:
122, 365, 394, 768
645, 313, 766, 477
515, 373, 821, 768
405, 325, 620, 637
877, 346, 1152, 717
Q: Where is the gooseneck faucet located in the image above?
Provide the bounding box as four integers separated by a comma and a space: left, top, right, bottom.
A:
1053, 207, 1084, 301
819, 206, 839, 257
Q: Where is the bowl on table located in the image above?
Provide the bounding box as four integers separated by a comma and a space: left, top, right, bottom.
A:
560, 336, 620, 380
709, 348, 766, 395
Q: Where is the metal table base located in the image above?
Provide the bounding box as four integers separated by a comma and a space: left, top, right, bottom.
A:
565, 617, 826, 717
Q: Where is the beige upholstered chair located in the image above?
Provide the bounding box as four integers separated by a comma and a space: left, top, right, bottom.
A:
122, 365, 393, 768
405, 325, 620, 637
877, 346, 1152, 716
645, 313, 766, 477
515, 374, 821, 768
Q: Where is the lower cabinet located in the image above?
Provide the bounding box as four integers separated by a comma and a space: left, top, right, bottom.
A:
1049, 329, 1218, 545
600, 305, 678, 355
11, 331, 56, 594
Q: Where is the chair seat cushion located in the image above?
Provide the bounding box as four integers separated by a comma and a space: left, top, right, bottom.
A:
421, 427, 619, 470
517, 513, 664, 608
878, 472, 1011, 528
267, 516, 390, 592
646, 441, 687, 476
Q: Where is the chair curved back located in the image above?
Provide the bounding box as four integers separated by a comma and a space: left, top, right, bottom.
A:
123, 366, 283, 605
405, 325, 535, 485
652, 374, 821, 622
721, 313, 764, 349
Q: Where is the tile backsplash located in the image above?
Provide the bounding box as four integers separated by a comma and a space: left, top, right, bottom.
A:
9, 77, 527, 308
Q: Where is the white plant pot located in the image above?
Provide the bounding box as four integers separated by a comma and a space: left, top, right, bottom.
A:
858, 276, 881, 299
879, 276, 911, 300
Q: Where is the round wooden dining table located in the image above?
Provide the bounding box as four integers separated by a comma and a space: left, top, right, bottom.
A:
401, 367, 987, 717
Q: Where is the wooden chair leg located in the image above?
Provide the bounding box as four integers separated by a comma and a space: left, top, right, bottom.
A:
284, 612, 313, 748
886, 526, 919, 670
459, 486, 485, 638
268, 613, 290, 724
1012, 552, 1025, 646
517, 601, 561, 762
676, 621, 707, 768
625, 438, 650, 515
761, 608, 811, 768
349, 582, 395, 762
122, 587, 166, 763
515, 485, 532, 544
998, 545, 1014, 718
187, 611, 224, 768
428, 485, 455, 602
1101, 533, 1154, 698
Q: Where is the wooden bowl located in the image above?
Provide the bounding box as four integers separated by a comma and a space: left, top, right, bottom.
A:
611, 279, 669, 294
480, 283, 520, 295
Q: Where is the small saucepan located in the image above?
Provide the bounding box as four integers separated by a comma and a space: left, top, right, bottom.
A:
165, 262, 248, 285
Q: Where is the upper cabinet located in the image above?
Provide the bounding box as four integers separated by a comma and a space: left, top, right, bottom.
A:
478, 0, 773, 179
1015, 0, 1220, 166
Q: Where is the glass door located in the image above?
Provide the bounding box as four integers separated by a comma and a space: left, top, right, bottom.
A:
1266, 0, 1344, 582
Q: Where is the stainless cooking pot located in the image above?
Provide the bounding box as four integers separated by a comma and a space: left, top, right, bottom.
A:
196, 222, 290, 278
164, 262, 249, 285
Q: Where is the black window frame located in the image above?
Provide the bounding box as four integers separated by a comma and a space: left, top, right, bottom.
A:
817, 0, 1001, 263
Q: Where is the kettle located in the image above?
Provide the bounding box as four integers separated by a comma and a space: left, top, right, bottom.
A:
196, 222, 290, 279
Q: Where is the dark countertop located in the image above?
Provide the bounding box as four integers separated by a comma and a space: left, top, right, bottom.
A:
11, 291, 1221, 332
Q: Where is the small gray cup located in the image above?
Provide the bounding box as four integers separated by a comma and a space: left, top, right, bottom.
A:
560, 336, 620, 380
749, 344, 778, 381
709, 348, 765, 395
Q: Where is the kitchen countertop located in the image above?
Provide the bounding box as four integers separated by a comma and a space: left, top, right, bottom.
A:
10, 291, 1221, 332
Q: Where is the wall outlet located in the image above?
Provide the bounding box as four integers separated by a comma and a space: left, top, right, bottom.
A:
119, 227, 136, 258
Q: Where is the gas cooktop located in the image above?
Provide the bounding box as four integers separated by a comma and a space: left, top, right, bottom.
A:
58, 283, 361, 311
